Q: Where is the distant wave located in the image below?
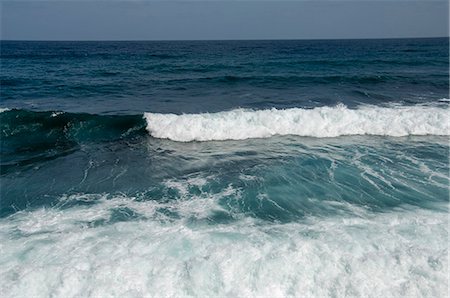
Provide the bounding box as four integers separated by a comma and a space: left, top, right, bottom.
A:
144, 105, 450, 142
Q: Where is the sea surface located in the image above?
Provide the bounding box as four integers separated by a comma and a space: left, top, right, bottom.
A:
0, 38, 449, 297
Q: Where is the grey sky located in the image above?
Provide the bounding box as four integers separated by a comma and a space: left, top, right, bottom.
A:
1, 1, 448, 40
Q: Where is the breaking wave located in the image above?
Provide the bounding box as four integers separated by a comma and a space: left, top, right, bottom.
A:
144, 105, 449, 142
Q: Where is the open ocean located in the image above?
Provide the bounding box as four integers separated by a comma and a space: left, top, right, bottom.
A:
0, 38, 449, 297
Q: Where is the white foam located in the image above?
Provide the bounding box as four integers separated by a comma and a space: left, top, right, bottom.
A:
51, 111, 64, 117
0, 108, 10, 113
144, 105, 450, 141
0, 194, 447, 298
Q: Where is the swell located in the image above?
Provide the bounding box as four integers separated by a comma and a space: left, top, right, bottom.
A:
144, 104, 450, 142
2, 105, 448, 174
152, 74, 447, 86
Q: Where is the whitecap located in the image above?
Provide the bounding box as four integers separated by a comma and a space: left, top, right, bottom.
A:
144, 105, 450, 142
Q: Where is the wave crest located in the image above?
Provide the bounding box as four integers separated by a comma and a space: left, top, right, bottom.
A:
144, 105, 450, 142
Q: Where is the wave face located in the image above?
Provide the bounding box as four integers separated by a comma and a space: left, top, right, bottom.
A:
145, 105, 449, 142
0, 109, 145, 175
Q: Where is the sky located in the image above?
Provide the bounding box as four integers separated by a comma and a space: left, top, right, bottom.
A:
1, 1, 449, 40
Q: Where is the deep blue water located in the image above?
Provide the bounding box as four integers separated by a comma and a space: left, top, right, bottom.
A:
2, 38, 448, 114
0, 38, 449, 297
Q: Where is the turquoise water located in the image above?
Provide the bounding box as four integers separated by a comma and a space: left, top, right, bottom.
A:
0, 38, 449, 297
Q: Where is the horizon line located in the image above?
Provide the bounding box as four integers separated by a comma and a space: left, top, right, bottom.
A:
1, 36, 448, 42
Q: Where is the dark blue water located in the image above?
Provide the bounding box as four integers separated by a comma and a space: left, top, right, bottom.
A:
0, 38, 448, 297
2, 38, 448, 114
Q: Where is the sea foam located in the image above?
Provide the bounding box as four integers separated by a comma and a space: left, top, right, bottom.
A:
144, 105, 449, 141
0, 194, 447, 298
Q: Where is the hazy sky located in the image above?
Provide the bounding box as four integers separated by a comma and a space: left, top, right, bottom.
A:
1, 1, 448, 40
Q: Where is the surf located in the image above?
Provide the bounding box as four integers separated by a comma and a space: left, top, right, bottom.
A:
0, 193, 447, 297
144, 104, 450, 142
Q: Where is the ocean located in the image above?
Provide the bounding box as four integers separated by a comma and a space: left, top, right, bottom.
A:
0, 38, 449, 297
